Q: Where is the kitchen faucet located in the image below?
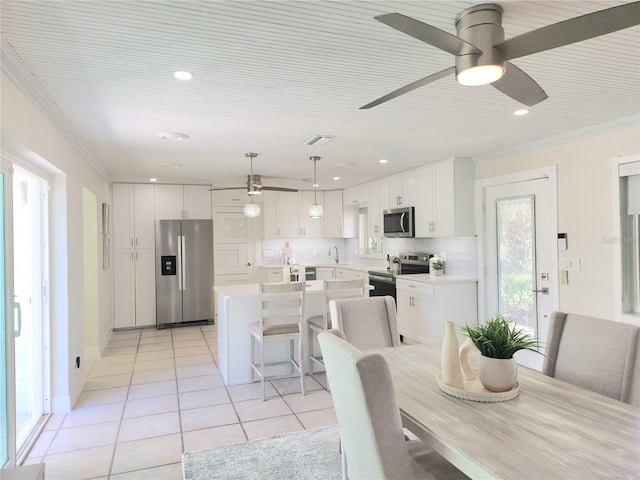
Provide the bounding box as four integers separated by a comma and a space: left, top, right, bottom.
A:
329, 245, 339, 264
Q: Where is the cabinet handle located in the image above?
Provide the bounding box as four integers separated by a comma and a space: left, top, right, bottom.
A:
131, 252, 134, 261
130, 238, 133, 247
135, 237, 138, 247
398, 195, 402, 205
135, 251, 138, 261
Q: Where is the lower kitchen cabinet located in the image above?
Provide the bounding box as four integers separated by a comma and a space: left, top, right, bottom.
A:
113, 248, 156, 328
396, 277, 477, 344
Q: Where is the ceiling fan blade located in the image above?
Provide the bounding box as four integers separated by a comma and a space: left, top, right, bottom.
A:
375, 13, 481, 56
360, 66, 455, 109
491, 62, 548, 107
261, 186, 299, 192
496, 2, 640, 61
209, 186, 246, 191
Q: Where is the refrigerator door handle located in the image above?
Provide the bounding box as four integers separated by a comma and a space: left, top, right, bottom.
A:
177, 235, 183, 291
181, 235, 187, 291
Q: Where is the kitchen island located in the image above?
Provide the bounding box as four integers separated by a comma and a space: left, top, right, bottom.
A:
214, 281, 324, 386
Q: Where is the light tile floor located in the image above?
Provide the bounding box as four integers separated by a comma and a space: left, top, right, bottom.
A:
23, 324, 337, 480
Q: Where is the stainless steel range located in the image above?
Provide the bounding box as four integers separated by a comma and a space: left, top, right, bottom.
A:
368, 252, 433, 300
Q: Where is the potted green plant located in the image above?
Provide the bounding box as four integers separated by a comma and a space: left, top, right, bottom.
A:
460, 316, 540, 392
430, 258, 445, 277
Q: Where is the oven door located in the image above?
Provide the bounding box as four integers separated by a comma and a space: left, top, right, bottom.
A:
368, 273, 396, 299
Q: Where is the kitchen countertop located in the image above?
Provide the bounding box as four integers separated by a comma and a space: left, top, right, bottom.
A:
258, 263, 374, 273
214, 279, 325, 299
395, 274, 478, 284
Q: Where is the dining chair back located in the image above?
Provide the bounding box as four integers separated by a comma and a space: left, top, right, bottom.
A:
318, 329, 467, 480
329, 295, 400, 350
307, 278, 366, 376
543, 311, 639, 405
250, 282, 305, 401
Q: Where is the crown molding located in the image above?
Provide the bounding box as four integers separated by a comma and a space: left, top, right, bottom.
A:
473, 114, 640, 164
1, 39, 112, 182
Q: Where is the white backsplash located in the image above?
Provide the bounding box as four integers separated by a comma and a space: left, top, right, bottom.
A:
261, 236, 478, 278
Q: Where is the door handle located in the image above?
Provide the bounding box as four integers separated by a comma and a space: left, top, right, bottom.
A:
245, 262, 252, 266
14, 297, 22, 337
532, 287, 549, 295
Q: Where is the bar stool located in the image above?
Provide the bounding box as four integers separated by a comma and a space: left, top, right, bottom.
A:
250, 282, 306, 401
307, 278, 366, 380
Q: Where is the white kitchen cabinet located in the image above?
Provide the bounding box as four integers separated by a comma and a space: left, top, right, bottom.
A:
396, 277, 477, 344
113, 248, 156, 328
155, 184, 212, 220
112, 183, 156, 328
299, 190, 324, 237
263, 191, 301, 238
388, 172, 417, 208
316, 267, 336, 280
415, 157, 475, 237
343, 183, 368, 205
112, 183, 155, 250
335, 267, 368, 281
323, 190, 344, 238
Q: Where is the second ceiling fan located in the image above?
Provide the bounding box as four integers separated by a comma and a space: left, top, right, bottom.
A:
360, 2, 640, 109
209, 152, 298, 194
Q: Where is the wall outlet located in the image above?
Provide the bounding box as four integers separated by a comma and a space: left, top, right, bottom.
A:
560, 270, 569, 284
312, 249, 317, 256
263, 249, 274, 257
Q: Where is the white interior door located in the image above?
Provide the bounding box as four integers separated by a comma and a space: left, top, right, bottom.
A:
480, 171, 558, 370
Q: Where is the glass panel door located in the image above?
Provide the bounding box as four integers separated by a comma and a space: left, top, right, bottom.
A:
484, 177, 555, 370
0, 171, 9, 468
12, 166, 47, 454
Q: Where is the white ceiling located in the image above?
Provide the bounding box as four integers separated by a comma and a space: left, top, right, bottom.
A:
2, 1, 639, 190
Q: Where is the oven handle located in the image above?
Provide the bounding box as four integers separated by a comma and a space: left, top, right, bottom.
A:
368, 274, 396, 285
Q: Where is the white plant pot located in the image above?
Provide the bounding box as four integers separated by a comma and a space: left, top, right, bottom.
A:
478, 356, 518, 392
431, 269, 443, 278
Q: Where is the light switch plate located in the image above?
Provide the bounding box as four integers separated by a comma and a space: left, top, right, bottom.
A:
559, 258, 581, 271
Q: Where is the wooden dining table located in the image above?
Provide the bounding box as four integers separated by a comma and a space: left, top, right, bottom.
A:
376, 343, 640, 479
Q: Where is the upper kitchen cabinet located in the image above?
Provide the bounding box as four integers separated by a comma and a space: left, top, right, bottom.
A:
415, 157, 475, 238
299, 190, 325, 237
263, 191, 300, 238
155, 184, 212, 220
112, 183, 155, 250
388, 171, 417, 208
343, 183, 368, 205
323, 190, 344, 238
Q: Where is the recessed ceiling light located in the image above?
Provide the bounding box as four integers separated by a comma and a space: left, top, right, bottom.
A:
149, 177, 157, 182
174, 71, 193, 81
157, 131, 188, 141
379, 159, 388, 164
333, 176, 340, 181
514, 109, 529, 116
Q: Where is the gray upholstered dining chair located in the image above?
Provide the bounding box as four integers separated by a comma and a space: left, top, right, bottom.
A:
250, 282, 305, 401
307, 278, 366, 377
318, 329, 468, 480
543, 311, 640, 405
329, 295, 400, 350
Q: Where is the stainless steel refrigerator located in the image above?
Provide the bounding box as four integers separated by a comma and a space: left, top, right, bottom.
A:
155, 219, 214, 328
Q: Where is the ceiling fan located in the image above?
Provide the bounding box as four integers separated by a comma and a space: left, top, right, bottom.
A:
360, 2, 640, 109
209, 152, 298, 194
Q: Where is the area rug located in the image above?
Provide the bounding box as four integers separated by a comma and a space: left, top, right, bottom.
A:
182, 425, 342, 480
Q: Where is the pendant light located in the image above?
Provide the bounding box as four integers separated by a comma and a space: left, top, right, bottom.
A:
308, 156, 323, 218
244, 152, 261, 218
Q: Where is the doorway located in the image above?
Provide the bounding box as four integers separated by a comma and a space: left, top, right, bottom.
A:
478, 168, 558, 370
12, 165, 49, 458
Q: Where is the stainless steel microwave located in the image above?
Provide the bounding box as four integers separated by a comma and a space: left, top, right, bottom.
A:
383, 207, 415, 237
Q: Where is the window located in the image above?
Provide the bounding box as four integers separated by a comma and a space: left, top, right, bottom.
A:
618, 160, 640, 315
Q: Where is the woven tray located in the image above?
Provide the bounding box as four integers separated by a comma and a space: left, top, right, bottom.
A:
436, 371, 519, 402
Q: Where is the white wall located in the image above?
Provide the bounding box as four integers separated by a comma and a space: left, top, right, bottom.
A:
1, 72, 112, 412
476, 124, 640, 320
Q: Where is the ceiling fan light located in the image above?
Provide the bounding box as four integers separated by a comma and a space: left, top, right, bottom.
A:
309, 203, 323, 219
457, 65, 505, 86
244, 202, 261, 218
